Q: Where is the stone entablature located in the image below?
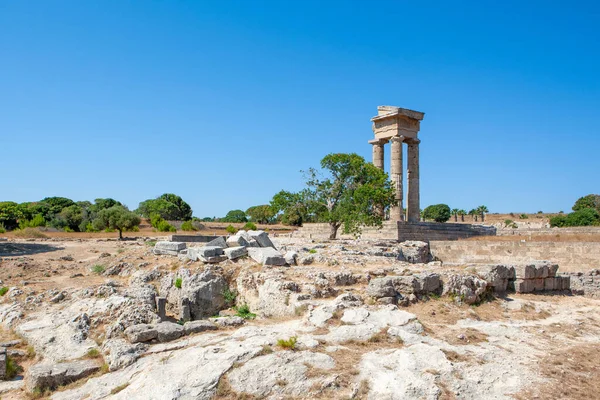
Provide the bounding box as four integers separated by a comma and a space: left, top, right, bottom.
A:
369, 106, 425, 223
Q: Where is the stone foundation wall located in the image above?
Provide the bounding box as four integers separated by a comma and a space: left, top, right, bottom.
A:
292, 222, 399, 240
430, 240, 600, 272
397, 222, 496, 241
565, 270, 600, 298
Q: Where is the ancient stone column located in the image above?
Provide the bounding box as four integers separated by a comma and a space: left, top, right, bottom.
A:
368, 139, 385, 170
407, 139, 420, 222
157, 297, 167, 321
390, 136, 404, 221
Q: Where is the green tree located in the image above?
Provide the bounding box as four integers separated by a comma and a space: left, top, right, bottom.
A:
0, 202, 24, 230
245, 205, 275, 224
451, 208, 459, 222
422, 204, 452, 223
137, 193, 192, 221
468, 209, 478, 222
222, 209, 248, 223
39, 197, 76, 219
270, 190, 316, 226
303, 153, 395, 239
573, 194, 600, 213
458, 209, 467, 222
92, 206, 141, 240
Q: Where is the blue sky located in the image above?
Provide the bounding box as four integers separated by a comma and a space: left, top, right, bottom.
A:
1, 1, 598, 217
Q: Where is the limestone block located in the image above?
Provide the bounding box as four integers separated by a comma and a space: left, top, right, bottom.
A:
514, 279, 534, 294
124, 324, 158, 343
414, 273, 441, 294
248, 230, 275, 248
533, 278, 545, 292
366, 278, 397, 298
514, 265, 536, 280
284, 251, 298, 265
544, 277, 557, 291
475, 265, 511, 292
155, 322, 184, 342
26, 360, 100, 392
210, 316, 245, 327
226, 235, 249, 248
153, 241, 186, 256
224, 246, 248, 260
547, 264, 559, 277
206, 236, 227, 248
0, 347, 6, 380
247, 247, 286, 266
398, 241, 430, 264
557, 276, 571, 290
200, 255, 227, 264
535, 265, 549, 279
183, 320, 218, 335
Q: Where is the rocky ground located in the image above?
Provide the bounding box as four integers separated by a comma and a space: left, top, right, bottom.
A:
0, 236, 599, 399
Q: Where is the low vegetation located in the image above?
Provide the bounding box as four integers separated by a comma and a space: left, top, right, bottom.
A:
234, 304, 256, 320
277, 336, 297, 350
91, 264, 105, 274
175, 277, 183, 289
0, 286, 9, 296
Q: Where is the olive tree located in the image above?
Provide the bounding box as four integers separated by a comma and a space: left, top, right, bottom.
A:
422, 204, 451, 223
92, 206, 141, 240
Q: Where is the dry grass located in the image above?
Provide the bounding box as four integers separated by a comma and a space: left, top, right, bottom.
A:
516, 343, 600, 400
13, 228, 49, 239
214, 375, 257, 400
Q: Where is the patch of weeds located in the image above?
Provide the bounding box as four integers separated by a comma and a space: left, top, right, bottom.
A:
308, 249, 317, 254
6, 355, 23, 379
294, 304, 308, 316
258, 345, 273, 356
100, 363, 110, 374
85, 348, 101, 359
146, 240, 157, 247
13, 228, 48, 239
222, 287, 237, 306
0, 286, 9, 296
234, 304, 256, 320
117, 248, 125, 254
275, 378, 288, 386
277, 336, 297, 350
110, 383, 129, 394
428, 293, 440, 300
174, 277, 183, 289
356, 379, 370, 398
28, 387, 51, 399
27, 345, 36, 358
91, 264, 105, 274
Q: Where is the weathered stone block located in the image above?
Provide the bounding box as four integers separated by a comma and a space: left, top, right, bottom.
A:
547, 264, 559, 277
153, 241, 186, 256
224, 246, 248, 260
124, 324, 158, 343
247, 247, 286, 266
183, 320, 218, 335
514, 279, 534, 293
533, 278, 545, 292
205, 236, 227, 248
398, 241, 430, 263
248, 230, 275, 248
514, 265, 536, 280
200, 255, 227, 263
26, 360, 100, 392
544, 277, 557, 291
226, 235, 249, 248
366, 278, 396, 298
155, 322, 184, 342
284, 251, 298, 265
536, 265, 549, 279
0, 347, 6, 380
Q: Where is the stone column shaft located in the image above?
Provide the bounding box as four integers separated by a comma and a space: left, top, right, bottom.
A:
407, 140, 420, 222
390, 136, 404, 222
369, 140, 385, 170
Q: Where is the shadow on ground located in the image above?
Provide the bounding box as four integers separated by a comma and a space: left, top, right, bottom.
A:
0, 243, 64, 257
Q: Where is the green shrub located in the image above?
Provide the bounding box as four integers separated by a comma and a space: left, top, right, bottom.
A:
5, 355, 22, 379
226, 225, 238, 234
85, 222, 99, 232
64, 226, 74, 232
222, 288, 237, 306
277, 336, 297, 350
146, 240, 157, 247
550, 209, 600, 227
85, 348, 101, 359
519, 214, 528, 219
234, 304, 256, 320
157, 220, 176, 232
308, 249, 317, 254
0, 287, 9, 296
175, 277, 183, 289
242, 222, 257, 231
92, 264, 105, 274
180, 221, 196, 231
422, 204, 451, 223
0, 223, 5, 233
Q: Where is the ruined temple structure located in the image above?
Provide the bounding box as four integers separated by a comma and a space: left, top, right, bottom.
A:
369, 106, 424, 222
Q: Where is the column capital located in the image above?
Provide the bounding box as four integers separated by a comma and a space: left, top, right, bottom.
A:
368, 138, 388, 145
390, 135, 405, 144
406, 138, 421, 145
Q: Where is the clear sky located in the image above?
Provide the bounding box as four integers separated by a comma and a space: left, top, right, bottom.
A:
1, 1, 598, 217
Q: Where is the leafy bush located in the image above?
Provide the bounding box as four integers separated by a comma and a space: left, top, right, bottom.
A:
137, 193, 193, 221
277, 336, 297, 350
234, 304, 256, 320
85, 348, 101, 359
519, 214, 528, 219
156, 220, 176, 232
308, 249, 317, 254
175, 277, 183, 289
0, 287, 8, 296
19, 213, 46, 229
422, 204, 451, 223
146, 240, 157, 247
222, 288, 237, 306
242, 222, 257, 231
550, 208, 600, 227
222, 210, 248, 223
0, 223, 5, 233
5, 356, 22, 379
226, 225, 238, 234
573, 194, 600, 213
180, 221, 196, 231
92, 264, 105, 274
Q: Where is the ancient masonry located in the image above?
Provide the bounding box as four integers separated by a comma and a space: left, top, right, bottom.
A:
369, 106, 424, 222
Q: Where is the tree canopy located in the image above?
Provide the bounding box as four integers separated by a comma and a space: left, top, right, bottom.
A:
573, 194, 600, 213
245, 205, 275, 224
423, 204, 451, 223
137, 193, 193, 221
222, 209, 248, 223
299, 153, 396, 239
92, 206, 141, 239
